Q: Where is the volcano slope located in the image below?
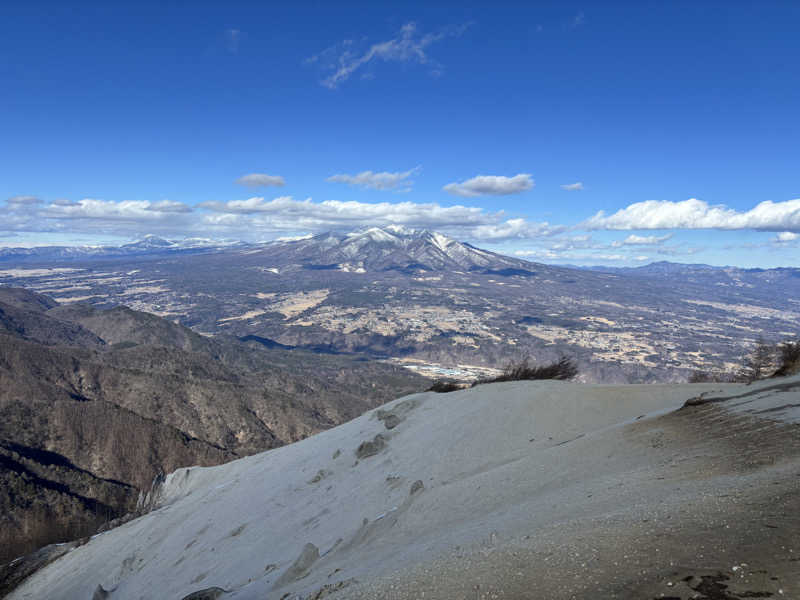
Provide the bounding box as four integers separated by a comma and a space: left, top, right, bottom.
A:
8, 376, 800, 600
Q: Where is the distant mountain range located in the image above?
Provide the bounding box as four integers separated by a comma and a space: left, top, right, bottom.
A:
3, 229, 794, 279
585, 259, 800, 277
0, 227, 532, 274
2, 227, 799, 384
0, 235, 248, 262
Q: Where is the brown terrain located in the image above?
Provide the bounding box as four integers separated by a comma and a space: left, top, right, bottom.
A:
0, 286, 426, 565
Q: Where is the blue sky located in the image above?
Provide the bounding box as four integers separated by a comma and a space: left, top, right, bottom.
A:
1, 1, 799, 267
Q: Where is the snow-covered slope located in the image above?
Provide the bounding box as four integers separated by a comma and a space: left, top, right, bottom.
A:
251, 226, 533, 273
8, 377, 800, 600
120, 235, 176, 250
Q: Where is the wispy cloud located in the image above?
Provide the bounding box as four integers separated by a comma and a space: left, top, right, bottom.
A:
327, 167, 420, 191
549, 234, 604, 251
225, 28, 243, 53
443, 174, 534, 197
43, 198, 195, 220
6, 195, 42, 207
774, 231, 798, 243
584, 198, 800, 232
513, 248, 647, 264
611, 233, 673, 247
148, 200, 193, 214
235, 173, 286, 188
471, 218, 564, 240
571, 11, 586, 28
560, 182, 584, 191
309, 22, 470, 89
654, 245, 704, 257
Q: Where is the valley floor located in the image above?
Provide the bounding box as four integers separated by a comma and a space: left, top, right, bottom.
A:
7, 377, 800, 600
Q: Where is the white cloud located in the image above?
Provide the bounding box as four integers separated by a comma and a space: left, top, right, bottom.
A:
0, 198, 198, 239
503, 232, 672, 266
6, 195, 42, 206
149, 200, 193, 213
327, 167, 420, 191
13, 194, 540, 242
202, 195, 488, 227
199, 195, 558, 241
775, 231, 798, 243
591, 253, 630, 261
511, 248, 645, 264
611, 233, 673, 247
560, 182, 584, 191
549, 234, 603, 251
443, 173, 534, 197
310, 22, 470, 89
44, 198, 194, 221
234, 173, 286, 188
655, 245, 703, 256
471, 218, 564, 240
585, 198, 800, 232
513, 248, 559, 259
200, 196, 299, 215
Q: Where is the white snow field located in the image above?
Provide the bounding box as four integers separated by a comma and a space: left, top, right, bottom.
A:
9, 376, 800, 600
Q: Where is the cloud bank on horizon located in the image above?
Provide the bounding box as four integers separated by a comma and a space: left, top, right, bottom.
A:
2, 188, 798, 266
585, 198, 800, 232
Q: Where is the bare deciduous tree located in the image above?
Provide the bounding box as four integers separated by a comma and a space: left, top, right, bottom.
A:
737, 337, 777, 383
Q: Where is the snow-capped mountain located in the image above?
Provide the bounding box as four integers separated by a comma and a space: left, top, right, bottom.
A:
120, 234, 176, 250
0, 227, 530, 273
256, 226, 535, 274
0, 235, 251, 263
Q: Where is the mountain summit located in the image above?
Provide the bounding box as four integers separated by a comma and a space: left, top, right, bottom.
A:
121, 234, 175, 250
258, 226, 533, 274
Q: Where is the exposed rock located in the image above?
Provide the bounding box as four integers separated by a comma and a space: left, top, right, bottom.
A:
273, 543, 320, 589
180, 587, 227, 600
92, 584, 112, 599
355, 434, 386, 459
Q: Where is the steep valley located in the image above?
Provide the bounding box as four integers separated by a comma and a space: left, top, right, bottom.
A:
0, 287, 425, 563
